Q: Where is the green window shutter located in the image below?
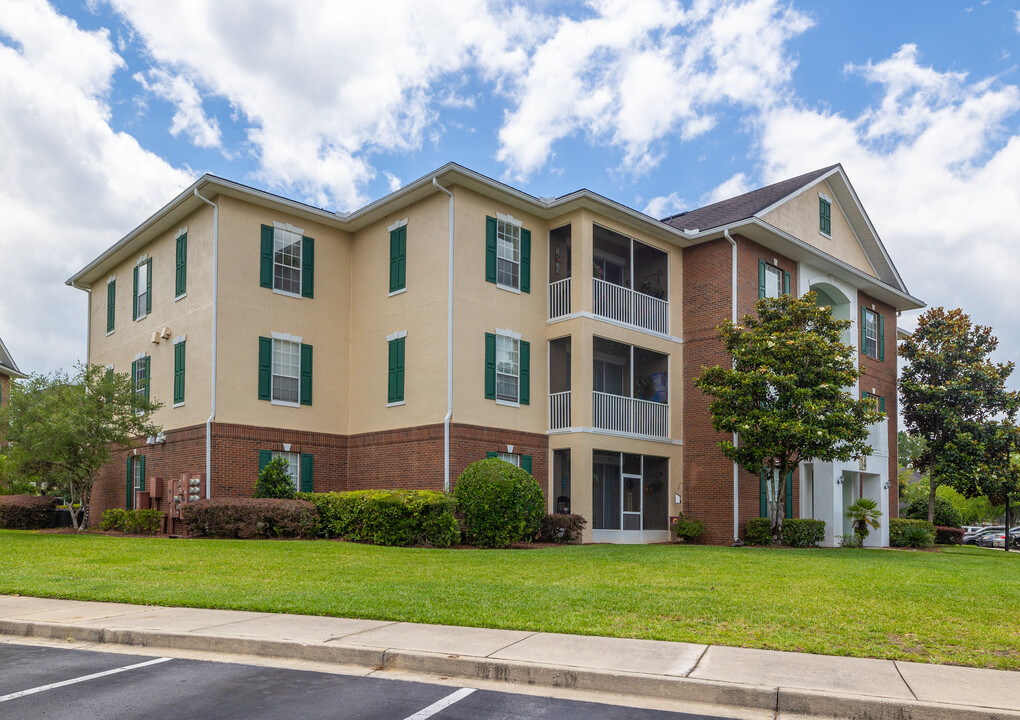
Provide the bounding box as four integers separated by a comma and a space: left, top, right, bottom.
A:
145, 259, 152, 315
759, 471, 768, 518
301, 236, 314, 298
258, 449, 272, 472
758, 259, 766, 299
138, 455, 146, 492
484, 332, 496, 399
174, 341, 186, 404
820, 198, 831, 234
132, 265, 139, 320
522, 454, 532, 474
388, 338, 405, 403
879, 396, 886, 414
389, 226, 406, 293
106, 280, 115, 333
519, 340, 530, 405
485, 216, 497, 284
260, 225, 274, 288
782, 271, 790, 295
300, 454, 313, 493
176, 234, 187, 297
878, 313, 885, 361
860, 306, 867, 351
486, 451, 498, 459
131, 359, 137, 396
258, 337, 272, 400
143, 357, 150, 401
785, 471, 793, 519
126, 457, 133, 510
300, 343, 313, 406
520, 228, 531, 293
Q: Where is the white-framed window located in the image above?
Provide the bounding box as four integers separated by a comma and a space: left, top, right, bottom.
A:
135, 261, 148, 319
272, 339, 301, 404
496, 219, 521, 289
496, 452, 521, 467
274, 227, 302, 295
272, 451, 301, 490
763, 264, 782, 299
132, 457, 144, 491
863, 308, 879, 358
496, 333, 519, 402
133, 356, 149, 400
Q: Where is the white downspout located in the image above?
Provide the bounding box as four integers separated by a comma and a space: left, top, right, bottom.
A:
194, 189, 219, 500
724, 229, 739, 543
432, 178, 454, 493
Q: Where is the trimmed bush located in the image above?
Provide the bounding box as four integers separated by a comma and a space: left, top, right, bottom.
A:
782, 518, 826, 548
898, 523, 935, 549
99, 508, 164, 534
537, 514, 586, 543
671, 514, 705, 543
181, 498, 316, 539
890, 518, 936, 548
903, 497, 961, 529
744, 518, 771, 546
935, 526, 964, 545
296, 490, 459, 547
454, 458, 545, 549
253, 457, 296, 500
0, 495, 58, 529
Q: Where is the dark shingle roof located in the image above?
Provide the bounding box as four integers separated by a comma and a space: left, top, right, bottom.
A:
661, 164, 839, 231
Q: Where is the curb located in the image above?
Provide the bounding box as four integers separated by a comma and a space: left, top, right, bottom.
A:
2, 619, 1018, 720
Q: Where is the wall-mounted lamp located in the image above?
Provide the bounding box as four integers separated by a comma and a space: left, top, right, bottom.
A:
835, 476, 845, 485
883, 482, 890, 490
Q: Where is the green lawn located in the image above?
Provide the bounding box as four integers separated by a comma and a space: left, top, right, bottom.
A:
1, 531, 1018, 670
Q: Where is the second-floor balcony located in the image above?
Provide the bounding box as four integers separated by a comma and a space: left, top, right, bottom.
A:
592, 277, 668, 335
868, 418, 889, 457
592, 391, 669, 440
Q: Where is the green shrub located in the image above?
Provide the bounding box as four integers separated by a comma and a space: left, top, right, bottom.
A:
898, 523, 935, 549
904, 497, 961, 528
100, 508, 164, 534
537, 514, 586, 543
454, 458, 545, 549
254, 457, 295, 500
296, 490, 459, 547
0, 495, 58, 529
890, 518, 935, 547
782, 518, 826, 548
182, 498, 316, 539
935, 526, 964, 545
99, 508, 128, 531
744, 518, 771, 545
671, 514, 705, 543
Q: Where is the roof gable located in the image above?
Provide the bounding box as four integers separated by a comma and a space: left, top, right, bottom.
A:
0, 336, 26, 378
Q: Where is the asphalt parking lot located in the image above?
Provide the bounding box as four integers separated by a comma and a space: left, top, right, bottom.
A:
0, 643, 738, 720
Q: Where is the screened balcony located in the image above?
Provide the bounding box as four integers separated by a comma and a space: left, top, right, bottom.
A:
592, 225, 668, 334
591, 337, 669, 440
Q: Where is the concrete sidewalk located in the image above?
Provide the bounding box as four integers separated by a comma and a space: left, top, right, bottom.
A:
1, 595, 1017, 720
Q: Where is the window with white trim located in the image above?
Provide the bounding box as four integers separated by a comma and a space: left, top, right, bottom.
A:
863, 308, 879, 358
272, 451, 301, 489
272, 339, 301, 403
132, 457, 145, 491
496, 219, 521, 289
135, 262, 148, 318
496, 334, 519, 402
496, 452, 521, 467
763, 264, 782, 299
274, 227, 302, 295
133, 357, 149, 400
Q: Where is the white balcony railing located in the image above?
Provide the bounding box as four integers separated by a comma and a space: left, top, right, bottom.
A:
868, 418, 889, 456
592, 391, 669, 440
549, 391, 571, 430
592, 278, 668, 334
549, 277, 571, 319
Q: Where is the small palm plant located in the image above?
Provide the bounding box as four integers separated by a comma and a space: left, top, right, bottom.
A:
846, 497, 882, 544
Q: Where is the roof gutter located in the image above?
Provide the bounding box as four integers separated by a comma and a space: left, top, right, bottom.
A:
68, 280, 92, 376
193, 188, 219, 501
433, 178, 455, 493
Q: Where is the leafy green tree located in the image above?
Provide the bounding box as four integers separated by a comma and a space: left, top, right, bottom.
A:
904, 496, 961, 528
696, 293, 882, 544
897, 431, 927, 470
253, 457, 296, 499
846, 497, 882, 544
0, 364, 161, 529
899, 308, 1020, 524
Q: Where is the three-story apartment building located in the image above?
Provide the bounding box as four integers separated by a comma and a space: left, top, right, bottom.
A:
68, 163, 923, 545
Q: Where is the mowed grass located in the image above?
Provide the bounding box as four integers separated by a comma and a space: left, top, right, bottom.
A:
1, 531, 1018, 670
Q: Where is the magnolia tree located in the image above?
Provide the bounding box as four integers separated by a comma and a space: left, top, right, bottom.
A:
899, 308, 1019, 524
696, 293, 882, 544
0, 364, 161, 529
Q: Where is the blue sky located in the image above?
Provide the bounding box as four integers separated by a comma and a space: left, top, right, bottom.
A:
1, 0, 1019, 389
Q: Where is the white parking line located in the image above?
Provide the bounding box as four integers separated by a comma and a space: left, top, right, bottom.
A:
402, 687, 476, 720
0, 657, 173, 703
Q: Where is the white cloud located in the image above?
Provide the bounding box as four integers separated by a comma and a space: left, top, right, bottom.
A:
643, 192, 687, 218
704, 172, 751, 204
0, 0, 190, 374
134, 67, 222, 148
1014, 9, 1020, 31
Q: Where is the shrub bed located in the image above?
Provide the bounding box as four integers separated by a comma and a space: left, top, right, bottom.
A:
537, 514, 586, 543
903, 497, 961, 529
745, 518, 771, 545
296, 490, 459, 547
99, 508, 164, 534
454, 458, 545, 549
890, 518, 936, 548
782, 518, 826, 548
0, 495, 59, 529
181, 498, 316, 539
935, 526, 964, 545
671, 514, 705, 543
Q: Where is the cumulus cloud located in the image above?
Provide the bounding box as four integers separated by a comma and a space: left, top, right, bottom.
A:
0, 0, 190, 373
134, 67, 222, 148
704, 172, 752, 204
643, 191, 687, 219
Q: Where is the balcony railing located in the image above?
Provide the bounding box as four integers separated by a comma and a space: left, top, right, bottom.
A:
592, 391, 669, 440
549, 277, 571, 319
549, 391, 571, 430
868, 418, 889, 457
592, 278, 668, 334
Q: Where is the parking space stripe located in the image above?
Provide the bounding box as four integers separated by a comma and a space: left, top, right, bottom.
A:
402, 687, 476, 720
0, 656, 173, 703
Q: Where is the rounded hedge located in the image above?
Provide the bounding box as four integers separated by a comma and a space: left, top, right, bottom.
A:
454, 458, 545, 548
903, 496, 961, 529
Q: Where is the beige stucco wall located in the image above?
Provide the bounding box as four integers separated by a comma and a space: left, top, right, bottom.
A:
762, 180, 877, 278
88, 203, 215, 430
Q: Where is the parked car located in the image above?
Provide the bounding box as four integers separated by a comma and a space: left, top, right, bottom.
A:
991, 527, 1020, 549
964, 526, 1002, 545
973, 527, 1005, 547
962, 526, 985, 535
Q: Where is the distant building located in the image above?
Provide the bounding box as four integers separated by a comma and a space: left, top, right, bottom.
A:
0, 336, 27, 406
